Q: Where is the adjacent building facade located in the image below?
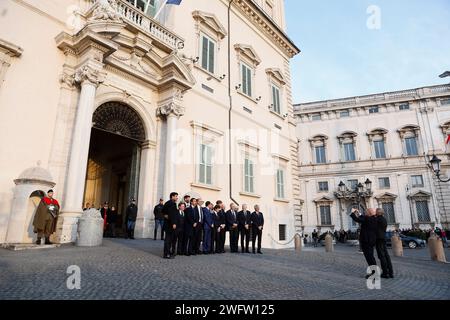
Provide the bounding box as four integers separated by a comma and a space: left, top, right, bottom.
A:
0, 0, 301, 248
295, 84, 450, 235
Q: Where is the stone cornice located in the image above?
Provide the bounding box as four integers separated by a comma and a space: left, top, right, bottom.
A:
192, 10, 227, 40
0, 39, 23, 57
234, 0, 300, 59
295, 84, 450, 115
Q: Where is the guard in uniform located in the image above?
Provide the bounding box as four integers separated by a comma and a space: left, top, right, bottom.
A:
32, 189, 60, 245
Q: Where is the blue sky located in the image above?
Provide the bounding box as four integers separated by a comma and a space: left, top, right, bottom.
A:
285, 0, 450, 103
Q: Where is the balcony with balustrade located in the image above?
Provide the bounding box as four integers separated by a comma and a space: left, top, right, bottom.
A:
82, 0, 184, 51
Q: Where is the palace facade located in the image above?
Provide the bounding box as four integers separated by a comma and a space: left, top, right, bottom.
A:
0, 0, 301, 248
294, 84, 450, 235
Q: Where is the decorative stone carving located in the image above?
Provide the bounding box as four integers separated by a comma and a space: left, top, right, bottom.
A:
76, 208, 103, 247
89, 0, 122, 23
73, 65, 105, 87
156, 102, 185, 119
59, 71, 76, 88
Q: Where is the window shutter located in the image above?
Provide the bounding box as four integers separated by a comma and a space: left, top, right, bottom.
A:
208, 40, 215, 74
201, 37, 208, 71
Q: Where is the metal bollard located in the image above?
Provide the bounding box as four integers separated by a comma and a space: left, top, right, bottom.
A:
428, 233, 447, 262
325, 233, 333, 252
294, 233, 302, 252
391, 234, 403, 257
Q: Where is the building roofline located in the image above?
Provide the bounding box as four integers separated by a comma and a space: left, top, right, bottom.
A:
294, 83, 450, 113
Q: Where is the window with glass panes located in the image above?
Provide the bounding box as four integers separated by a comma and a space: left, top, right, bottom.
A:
405, 136, 418, 156
315, 145, 326, 164
382, 202, 396, 224
276, 169, 285, 198
241, 63, 252, 97
416, 200, 430, 222
318, 181, 329, 192
399, 103, 410, 111
320, 205, 332, 225
411, 175, 424, 187
344, 142, 356, 161
201, 34, 215, 74
244, 158, 255, 193
271, 84, 281, 114
199, 144, 213, 185
373, 140, 386, 158
378, 177, 390, 189
369, 106, 379, 114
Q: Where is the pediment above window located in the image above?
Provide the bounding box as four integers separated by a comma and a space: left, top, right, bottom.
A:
192, 11, 227, 40
408, 190, 431, 200
234, 44, 261, 67
266, 68, 286, 85
375, 192, 397, 201
313, 196, 333, 204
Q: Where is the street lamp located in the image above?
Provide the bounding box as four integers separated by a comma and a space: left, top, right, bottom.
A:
338, 181, 346, 192
429, 154, 450, 182
364, 178, 372, 191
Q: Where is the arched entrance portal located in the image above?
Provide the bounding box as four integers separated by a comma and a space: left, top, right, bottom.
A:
83, 102, 146, 231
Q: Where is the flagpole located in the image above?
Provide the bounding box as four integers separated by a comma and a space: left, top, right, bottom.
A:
154, 0, 168, 20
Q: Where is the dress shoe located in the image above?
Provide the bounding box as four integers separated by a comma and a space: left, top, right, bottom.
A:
257, 251, 262, 254
35, 238, 41, 245
44, 237, 52, 245
169, 255, 175, 259
163, 255, 171, 259
246, 250, 250, 253
381, 274, 390, 279
389, 274, 394, 278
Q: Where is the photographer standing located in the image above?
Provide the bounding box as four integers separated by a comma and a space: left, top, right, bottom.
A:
350, 207, 378, 279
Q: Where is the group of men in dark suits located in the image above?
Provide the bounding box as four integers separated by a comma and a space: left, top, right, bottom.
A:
161, 192, 265, 259
350, 207, 394, 279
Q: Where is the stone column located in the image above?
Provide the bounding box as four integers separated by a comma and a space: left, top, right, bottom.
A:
54, 63, 105, 244
135, 141, 157, 239
156, 100, 185, 199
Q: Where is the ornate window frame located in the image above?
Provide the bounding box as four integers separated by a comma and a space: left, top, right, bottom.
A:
235, 44, 261, 100
375, 192, 398, 225
313, 196, 334, 228
272, 154, 289, 202
337, 131, 358, 162
266, 68, 286, 117
238, 140, 261, 198
190, 121, 224, 191
0, 38, 23, 89
367, 128, 388, 159
192, 11, 227, 78
397, 125, 421, 157
309, 134, 328, 164
407, 190, 433, 224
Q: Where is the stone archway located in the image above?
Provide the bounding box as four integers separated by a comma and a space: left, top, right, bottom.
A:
84, 102, 147, 236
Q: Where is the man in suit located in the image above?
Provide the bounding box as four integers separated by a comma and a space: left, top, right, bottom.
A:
226, 203, 239, 253
210, 204, 220, 254
184, 198, 198, 256
172, 202, 186, 256
202, 201, 214, 254
375, 208, 394, 278
215, 200, 226, 253
237, 204, 252, 253
183, 195, 191, 209
251, 205, 264, 254
194, 198, 204, 254
350, 207, 378, 278
162, 192, 178, 259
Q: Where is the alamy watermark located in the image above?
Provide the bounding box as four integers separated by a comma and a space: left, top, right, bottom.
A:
66, 265, 81, 290
367, 5, 381, 30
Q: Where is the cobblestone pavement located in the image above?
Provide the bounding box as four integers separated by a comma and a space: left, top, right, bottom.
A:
0, 239, 449, 300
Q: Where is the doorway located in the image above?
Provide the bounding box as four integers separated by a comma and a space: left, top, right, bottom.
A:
83, 102, 146, 232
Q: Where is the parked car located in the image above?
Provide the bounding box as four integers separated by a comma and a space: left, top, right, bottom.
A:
385, 231, 426, 249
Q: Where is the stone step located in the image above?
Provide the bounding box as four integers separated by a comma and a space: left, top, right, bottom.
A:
2, 243, 61, 251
